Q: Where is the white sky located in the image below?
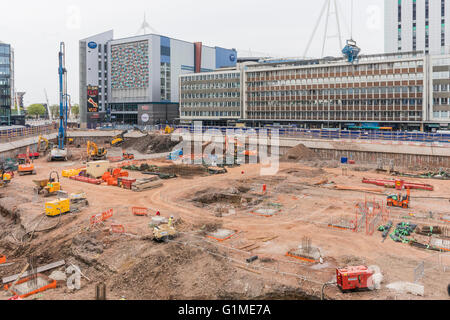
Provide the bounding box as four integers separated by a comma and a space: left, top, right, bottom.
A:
0, 0, 384, 106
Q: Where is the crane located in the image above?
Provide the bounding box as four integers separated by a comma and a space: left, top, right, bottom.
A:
49, 42, 70, 162
44, 89, 53, 122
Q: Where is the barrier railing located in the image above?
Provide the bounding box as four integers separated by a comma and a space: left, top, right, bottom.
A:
88, 123, 450, 147
0, 123, 58, 143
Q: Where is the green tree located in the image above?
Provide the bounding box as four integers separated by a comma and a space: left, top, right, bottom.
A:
50, 104, 60, 118
71, 104, 80, 118
27, 104, 46, 118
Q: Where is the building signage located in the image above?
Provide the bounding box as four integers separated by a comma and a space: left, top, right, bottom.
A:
88, 41, 98, 49
141, 113, 150, 123
229, 53, 236, 62
87, 86, 99, 113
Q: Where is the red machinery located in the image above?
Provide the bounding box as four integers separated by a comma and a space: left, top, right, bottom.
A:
17, 152, 40, 160
362, 178, 433, 191
336, 266, 373, 292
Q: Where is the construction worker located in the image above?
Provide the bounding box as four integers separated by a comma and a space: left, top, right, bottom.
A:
168, 216, 174, 227
156, 211, 161, 216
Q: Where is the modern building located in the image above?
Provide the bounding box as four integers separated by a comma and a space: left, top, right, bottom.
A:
0, 41, 13, 126
179, 51, 450, 131
385, 0, 450, 55
79, 30, 237, 128
179, 66, 244, 126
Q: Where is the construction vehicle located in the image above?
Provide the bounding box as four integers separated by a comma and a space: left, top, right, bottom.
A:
33, 171, 61, 197
387, 188, 411, 209
45, 193, 89, 217
18, 148, 36, 176
164, 125, 174, 134
49, 42, 70, 162
0, 163, 13, 188
122, 152, 135, 160
87, 141, 107, 161
37, 135, 53, 153
110, 130, 129, 147
152, 217, 177, 242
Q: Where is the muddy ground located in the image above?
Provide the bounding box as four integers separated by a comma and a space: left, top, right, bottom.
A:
0, 151, 449, 300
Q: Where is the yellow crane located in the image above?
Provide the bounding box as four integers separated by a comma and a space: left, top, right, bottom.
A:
87, 141, 107, 161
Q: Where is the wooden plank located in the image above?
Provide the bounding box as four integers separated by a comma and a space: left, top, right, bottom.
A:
2, 260, 66, 284
233, 264, 261, 275
238, 242, 257, 250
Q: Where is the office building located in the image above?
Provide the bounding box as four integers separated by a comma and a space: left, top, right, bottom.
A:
79, 30, 237, 128
0, 41, 13, 126
385, 0, 450, 55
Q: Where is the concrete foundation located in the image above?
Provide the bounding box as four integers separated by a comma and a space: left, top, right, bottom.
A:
207, 229, 236, 241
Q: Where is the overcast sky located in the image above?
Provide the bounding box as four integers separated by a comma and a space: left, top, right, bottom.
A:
0, 0, 384, 107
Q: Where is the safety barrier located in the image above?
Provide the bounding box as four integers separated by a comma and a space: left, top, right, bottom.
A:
132, 207, 149, 216
0, 123, 58, 142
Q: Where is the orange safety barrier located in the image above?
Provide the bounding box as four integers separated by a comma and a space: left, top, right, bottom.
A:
0, 255, 6, 264
111, 224, 125, 234
285, 252, 318, 263
4, 274, 57, 299
90, 209, 113, 225
107, 178, 118, 186
132, 207, 148, 216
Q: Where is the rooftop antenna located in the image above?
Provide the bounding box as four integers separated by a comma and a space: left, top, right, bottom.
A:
137, 13, 160, 35
303, 0, 343, 58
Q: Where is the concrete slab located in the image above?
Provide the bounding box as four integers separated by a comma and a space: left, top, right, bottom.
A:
207, 229, 236, 241
387, 282, 424, 296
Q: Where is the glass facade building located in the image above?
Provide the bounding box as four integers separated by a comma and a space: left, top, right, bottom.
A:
0, 43, 12, 125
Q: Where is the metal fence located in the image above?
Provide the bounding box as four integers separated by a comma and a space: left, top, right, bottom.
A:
0, 123, 58, 143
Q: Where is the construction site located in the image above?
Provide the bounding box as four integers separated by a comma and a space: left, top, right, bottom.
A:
0, 124, 449, 301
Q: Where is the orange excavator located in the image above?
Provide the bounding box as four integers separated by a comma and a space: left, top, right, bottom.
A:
387, 188, 410, 209
18, 147, 36, 176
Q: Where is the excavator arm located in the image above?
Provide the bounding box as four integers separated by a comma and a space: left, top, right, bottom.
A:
38, 135, 49, 152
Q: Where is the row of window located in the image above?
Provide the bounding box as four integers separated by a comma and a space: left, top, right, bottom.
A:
181, 73, 240, 82
181, 82, 240, 90
0, 45, 10, 55
181, 101, 241, 108
433, 98, 450, 105
434, 111, 450, 118
247, 73, 423, 87
247, 111, 422, 119
182, 111, 240, 117
248, 86, 424, 97
182, 92, 241, 99
247, 61, 422, 78
247, 99, 423, 107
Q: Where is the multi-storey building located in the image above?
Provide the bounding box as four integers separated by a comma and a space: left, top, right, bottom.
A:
385, 0, 450, 55
179, 52, 450, 131
0, 41, 13, 126
79, 30, 237, 128
179, 67, 243, 126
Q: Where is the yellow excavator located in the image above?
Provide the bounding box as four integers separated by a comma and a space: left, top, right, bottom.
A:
37, 135, 50, 153
0, 163, 12, 188
87, 141, 107, 161
164, 125, 174, 134
110, 130, 129, 147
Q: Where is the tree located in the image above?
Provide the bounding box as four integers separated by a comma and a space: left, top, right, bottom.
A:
50, 105, 60, 118
71, 104, 80, 118
27, 104, 46, 118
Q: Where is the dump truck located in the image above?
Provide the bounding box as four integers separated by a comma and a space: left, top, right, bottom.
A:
152, 217, 177, 242
33, 171, 61, 197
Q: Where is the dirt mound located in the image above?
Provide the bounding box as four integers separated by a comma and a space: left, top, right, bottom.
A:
281, 144, 317, 162
157, 164, 209, 178
122, 134, 181, 154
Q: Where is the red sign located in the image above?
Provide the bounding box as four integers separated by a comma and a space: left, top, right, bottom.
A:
87, 86, 99, 113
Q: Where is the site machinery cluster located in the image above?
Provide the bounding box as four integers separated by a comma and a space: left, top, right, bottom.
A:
77, 1, 450, 132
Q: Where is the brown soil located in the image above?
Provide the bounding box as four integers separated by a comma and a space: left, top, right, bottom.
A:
281, 144, 317, 162
122, 134, 181, 154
